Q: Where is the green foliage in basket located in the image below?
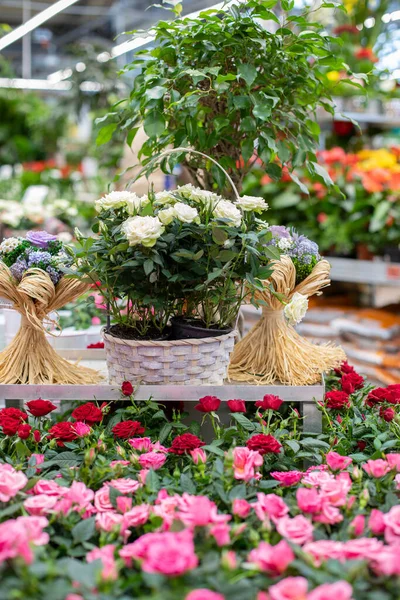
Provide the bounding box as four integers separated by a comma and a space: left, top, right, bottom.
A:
73, 187, 276, 336
97, 0, 353, 196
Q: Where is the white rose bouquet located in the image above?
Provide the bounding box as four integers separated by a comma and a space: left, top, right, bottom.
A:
75, 185, 272, 340
229, 228, 345, 385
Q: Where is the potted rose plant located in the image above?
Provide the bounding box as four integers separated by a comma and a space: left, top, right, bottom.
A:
75, 174, 274, 385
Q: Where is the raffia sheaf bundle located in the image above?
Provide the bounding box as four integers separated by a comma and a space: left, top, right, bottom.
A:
0, 263, 101, 384
228, 256, 346, 385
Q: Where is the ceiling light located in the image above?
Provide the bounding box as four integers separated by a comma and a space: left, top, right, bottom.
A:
0, 0, 81, 52
75, 62, 86, 72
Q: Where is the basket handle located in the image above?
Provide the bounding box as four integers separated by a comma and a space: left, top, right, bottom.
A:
128, 146, 240, 201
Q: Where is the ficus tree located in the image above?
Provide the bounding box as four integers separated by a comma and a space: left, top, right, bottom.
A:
98, 0, 354, 196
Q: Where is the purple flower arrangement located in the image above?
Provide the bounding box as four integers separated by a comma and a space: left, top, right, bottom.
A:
0, 231, 72, 285
267, 226, 321, 283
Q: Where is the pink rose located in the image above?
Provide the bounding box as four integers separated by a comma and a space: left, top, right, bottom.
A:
302, 469, 333, 487
65, 481, 94, 508
65, 595, 84, 600
176, 493, 230, 528
383, 505, 400, 544
363, 459, 391, 478
232, 447, 263, 482
110, 460, 130, 468
349, 515, 365, 537
209, 523, 230, 546
276, 515, 314, 545
94, 486, 113, 512
268, 577, 308, 600
342, 538, 384, 560
185, 591, 225, 600
73, 421, 91, 437
120, 530, 198, 576
232, 498, 251, 518
386, 453, 400, 471
319, 475, 351, 507
33, 479, 65, 497
252, 493, 289, 522
116, 496, 133, 514
95, 511, 124, 532
326, 451, 352, 471
370, 546, 400, 576
0, 516, 48, 564
395, 474, 400, 490
296, 488, 321, 514
138, 452, 167, 470
303, 540, 344, 566
369, 509, 385, 535
190, 448, 207, 465
122, 504, 150, 530
109, 478, 141, 494
24, 494, 58, 516
308, 581, 353, 600
271, 471, 303, 487
87, 544, 117, 581
222, 550, 237, 570
128, 437, 152, 452
53, 497, 73, 516
248, 540, 294, 575
314, 503, 343, 525
138, 469, 149, 484
0, 463, 27, 502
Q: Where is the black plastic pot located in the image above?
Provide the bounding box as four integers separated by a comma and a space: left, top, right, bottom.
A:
171, 317, 232, 340
105, 324, 171, 342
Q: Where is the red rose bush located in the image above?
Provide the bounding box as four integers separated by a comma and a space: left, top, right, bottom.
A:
0, 371, 398, 599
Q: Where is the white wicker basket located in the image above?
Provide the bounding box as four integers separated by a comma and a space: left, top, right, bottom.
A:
103, 329, 237, 385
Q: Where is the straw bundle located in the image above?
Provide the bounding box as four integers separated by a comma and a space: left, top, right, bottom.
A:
0, 263, 101, 384
228, 256, 346, 385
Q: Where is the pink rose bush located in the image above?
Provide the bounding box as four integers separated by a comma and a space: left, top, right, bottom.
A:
0, 371, 398, 598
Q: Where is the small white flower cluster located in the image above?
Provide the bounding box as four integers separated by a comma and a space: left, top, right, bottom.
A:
0, 200, 24, 228
283, 292, 309, 326
0, 237, 21, 255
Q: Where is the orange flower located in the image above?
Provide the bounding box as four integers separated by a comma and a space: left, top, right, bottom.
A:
355, 47, 378, 63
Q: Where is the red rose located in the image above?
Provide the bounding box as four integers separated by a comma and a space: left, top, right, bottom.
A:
357, 440, 367, 451
87, 342, 104, 349
380, 407, 396, 422
195, 396, 221, 413
112, 420, 145, 439
367, 386, 400, 407
255, 394, 283, 411
340, 372, 364, 394
168, 433, 206, 455
33, 430, 41, 443
26, 399, 57, 417
227, 399, 246, 413
334, 361, 355, 376
246, 433, 282, 455
324, 391, 350, 410
1, 416, 22, 436
48, 422, 79, 446
0, 407, 28, 425
71, 402, 103, 425
121, 381, 134, 396
18, 424, 32, 440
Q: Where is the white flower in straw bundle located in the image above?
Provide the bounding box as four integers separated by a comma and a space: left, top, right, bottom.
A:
283, 292, 309, 326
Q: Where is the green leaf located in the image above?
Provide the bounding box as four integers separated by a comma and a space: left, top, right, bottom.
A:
289, 171, 309, 195
369, 201, 391, 233
259, 480, 280, 490
145, 86, 166, 100
72, 517, 96, 544
159, 422, 173, 444
40, 452, 81, 469
202, 444, 225, 457
300, 438, 330, 449
285, 440, 300, 453
144, 259, 154, 275
108, 485, 123, 509
228, 484, 246, 500
146, 469, 161, 493
127, 127, 139, 147
237, 64, 257, 87
253, 103, 272, 121
263, 245, 281, 261
96, 123, 117, 146
180, 473, 196, 494
144, 111, 166, 139
212, 227, 228, 245
217, 249, 237, 262
231, 413, 255, 431
265, 163, 282, 180
310, 162, 334, 187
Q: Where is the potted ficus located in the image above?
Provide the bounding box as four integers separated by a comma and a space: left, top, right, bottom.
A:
75, 154, 275, 385
98, 0, 349, 196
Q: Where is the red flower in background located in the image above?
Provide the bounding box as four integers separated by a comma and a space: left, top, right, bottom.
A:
380, 407, 396, 422
367, 385, 400, 407
246, 433, 282, 455
1, 417, 22, 436
0, 407, 28, 425
48, 422, 78, 446
255, 395, 283, 411
71, 402, 103, 425
87, 342, 104, 349
227, 399, 246, 413
18, 424, 32, 440
333, 121, 354, 137
355, 47, 378, 62
112, 420, 145, 439
168, 433, 205, 455
121, 381, 134, 397
340, 372, 364, 394
195, 396, 221, 413
334, 361, 355, 376
26, 399, 57, 417
33, 430, 41, 443
324, 391, 350, 410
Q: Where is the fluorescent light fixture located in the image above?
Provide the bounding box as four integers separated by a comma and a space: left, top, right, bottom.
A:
110, 1, 232, 59
0, 77, 72, 90
0, 0, 81, 52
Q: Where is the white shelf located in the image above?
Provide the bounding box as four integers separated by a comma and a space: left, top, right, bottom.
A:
329, 257, 400, 286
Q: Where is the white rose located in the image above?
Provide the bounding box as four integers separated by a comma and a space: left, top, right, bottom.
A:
213, 200, 242, 227
95, 190, 138, 213
177, 183, 196, 198
283, 292, 309, 326
188, 188, 219, 208
277, 237, 293, 251
155, 191, 176, 205
158, 207, 176, 225
126, 194, 149, 216
237, 195, 268, 213
173, 202, 199, 223
122, 215, 164, 248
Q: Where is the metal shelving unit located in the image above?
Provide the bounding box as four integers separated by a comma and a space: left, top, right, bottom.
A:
329, 258, 400, 287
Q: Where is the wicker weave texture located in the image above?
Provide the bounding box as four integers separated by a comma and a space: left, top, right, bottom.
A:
103, 330, 237, 385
